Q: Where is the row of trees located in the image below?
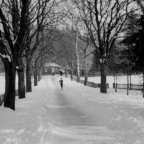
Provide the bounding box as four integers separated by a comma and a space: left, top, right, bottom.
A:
102, 0, 144, 96
56, 29, 93, 84
0, 0, 67, 110
61, 0, 144, 95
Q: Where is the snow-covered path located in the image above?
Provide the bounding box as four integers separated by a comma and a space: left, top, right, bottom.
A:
0, 76, 144, 144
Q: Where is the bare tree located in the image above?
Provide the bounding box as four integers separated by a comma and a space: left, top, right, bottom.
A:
0, 0, 29, 110
25, 0, 57, 92
59, 30, 77, 80
32, 29, 61, 86
73, 0, 134, 93
78, 36, 94, 85
61, 3, 94, 83
61, 6, 81, 81
134, 0, 144, 13
25, 0, 68, 92
0, 0, 64, 110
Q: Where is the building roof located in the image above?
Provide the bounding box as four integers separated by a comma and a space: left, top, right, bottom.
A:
44, 62, 61, 68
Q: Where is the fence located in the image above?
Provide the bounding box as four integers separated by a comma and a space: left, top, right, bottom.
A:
113, 83, 143, 90
73, 78, 109, 88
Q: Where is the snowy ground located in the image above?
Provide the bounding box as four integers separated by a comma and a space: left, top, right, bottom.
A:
81, 74, 143, 88
0, 74, 144, 144
0, 73, 5, 94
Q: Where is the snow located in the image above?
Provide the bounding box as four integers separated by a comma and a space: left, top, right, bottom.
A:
0, 74, 144, 144
0, 54, 11, 62
0, 73, 5, 94
81, 75, 143, 88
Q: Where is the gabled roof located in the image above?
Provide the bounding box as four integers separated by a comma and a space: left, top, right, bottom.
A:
44, 62, 61, 68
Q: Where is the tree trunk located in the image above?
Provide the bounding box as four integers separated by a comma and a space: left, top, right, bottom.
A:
65, 68, 68, 78
34, 70, 38, 86
71, 68, 73, 81
17, 58, 25, 99
75, 34, 80, 82
77, 73, 80, 82
115, 75, 117, 92
17, 66, 25, 99
26, 54, 32, 92
142, 68, 144, 98
130, 72, 131, 90
2, 59, 16, 110
38, 70, 42, 81
84, 76, 88, 86
100, 62, 107, 93
84, 56, 88, 86
127, 68, 129, 95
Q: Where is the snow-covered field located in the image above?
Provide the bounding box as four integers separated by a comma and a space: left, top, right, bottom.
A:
0, 73, 5, 94
81, 74, 143, 88
0, 74, 144, 144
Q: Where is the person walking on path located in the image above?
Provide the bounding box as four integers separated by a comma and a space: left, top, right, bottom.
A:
59, 78, 63, 90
